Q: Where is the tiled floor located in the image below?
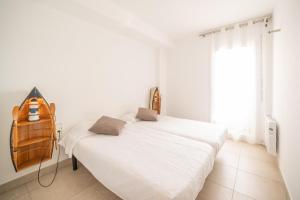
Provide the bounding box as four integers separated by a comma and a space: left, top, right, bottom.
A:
197, 140, 288, 200
0, 140, 288, 200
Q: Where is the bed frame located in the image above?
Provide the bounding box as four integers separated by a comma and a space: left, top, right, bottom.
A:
72, 155, 78, 171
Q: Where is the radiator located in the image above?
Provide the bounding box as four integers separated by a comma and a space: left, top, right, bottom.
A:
265, 116, 277, 155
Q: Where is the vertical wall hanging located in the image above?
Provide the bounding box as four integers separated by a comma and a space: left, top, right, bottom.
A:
149, 87, 161, 114
10, 87, 56, 172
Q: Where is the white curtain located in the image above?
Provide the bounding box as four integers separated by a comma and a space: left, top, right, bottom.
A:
211, 20, 269, 144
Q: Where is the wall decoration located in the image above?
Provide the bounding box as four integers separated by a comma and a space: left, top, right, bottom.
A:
10, 87, 56, 172
149, 87, 161, 114
28, 98, 40, 121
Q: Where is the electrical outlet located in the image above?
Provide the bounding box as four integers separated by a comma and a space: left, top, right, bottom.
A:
56, 122, 63, 132
56, 122, 63, 140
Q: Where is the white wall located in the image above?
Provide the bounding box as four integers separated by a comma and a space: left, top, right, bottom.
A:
0, 0, 158, 185
166, 28, 272, 144
157, 48, 168, 115
166, 37, 211, 121
272, 0, 300, 199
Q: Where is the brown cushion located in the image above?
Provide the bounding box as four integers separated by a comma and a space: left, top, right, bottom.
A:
136, 107, 158, 121
88, 116, 126, 135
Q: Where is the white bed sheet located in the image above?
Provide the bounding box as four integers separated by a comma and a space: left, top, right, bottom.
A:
60, 121, 214, 200
128, 115, 227, 154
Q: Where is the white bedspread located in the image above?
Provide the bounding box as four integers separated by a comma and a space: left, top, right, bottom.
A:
129, 115, 227, 154
60, 121, 214, 200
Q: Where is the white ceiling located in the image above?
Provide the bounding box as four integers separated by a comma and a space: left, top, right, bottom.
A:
111, 0, 275, 39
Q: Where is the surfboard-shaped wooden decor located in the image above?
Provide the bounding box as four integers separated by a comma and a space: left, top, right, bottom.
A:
10, 87, 56, 172
149, 87, 161, 114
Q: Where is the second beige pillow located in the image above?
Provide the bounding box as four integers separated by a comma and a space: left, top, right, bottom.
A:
136, 107, 158, 121
88, 116, 126, 135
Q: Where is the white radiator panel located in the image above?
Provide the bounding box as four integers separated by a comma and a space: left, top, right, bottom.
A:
265, 116, 277, 155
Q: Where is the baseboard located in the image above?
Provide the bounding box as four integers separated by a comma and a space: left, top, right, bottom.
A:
277, 159, 291, 200
0, 158, 71, 194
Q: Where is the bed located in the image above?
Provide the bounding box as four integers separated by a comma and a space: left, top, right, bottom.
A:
59, 120, 215, 200
122, 114, 227, 154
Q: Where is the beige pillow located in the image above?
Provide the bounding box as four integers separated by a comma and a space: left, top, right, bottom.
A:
88, 116, 126, 135
136, 108, 158, 121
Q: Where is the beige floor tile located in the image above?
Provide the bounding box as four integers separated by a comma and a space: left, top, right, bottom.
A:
208, 163, 237, 189
220, 140, 244, 154
232, 192, 255, 200
235, 170, 286, 200
26, 165, 78, 192
70, 184, 105, 200
26, 172, 59, 192
27, 165, 97, 200
239, 157, 282, 181
71, 182, 121, 200
215, 151, 240, 168
0, 185, 29, 200
15, 195, 31, 200
241, 144, 276, 163
94, 182, 121, 200
197, 180, 233, 200
196, 195, 209, 200
29, 186, 59, 200
56, 167, 96, 198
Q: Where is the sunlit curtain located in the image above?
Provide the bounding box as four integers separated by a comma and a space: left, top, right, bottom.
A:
211, 21, 267, 144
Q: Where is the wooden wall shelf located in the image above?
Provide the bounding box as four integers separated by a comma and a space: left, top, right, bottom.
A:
17, 137, 51, 148
16, 119, 52, 127
10, 87, 56, 172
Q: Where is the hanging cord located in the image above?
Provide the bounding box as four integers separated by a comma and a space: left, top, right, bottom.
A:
37, 129, 61, 187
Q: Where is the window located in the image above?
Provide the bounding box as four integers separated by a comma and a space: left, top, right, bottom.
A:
212, 47, 256, 139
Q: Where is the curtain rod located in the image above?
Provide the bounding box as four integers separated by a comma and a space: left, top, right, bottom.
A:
199, 15, 272, 38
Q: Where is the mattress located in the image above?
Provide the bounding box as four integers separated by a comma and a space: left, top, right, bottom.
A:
124, 114, 227, 154
60, 121, 214, 200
